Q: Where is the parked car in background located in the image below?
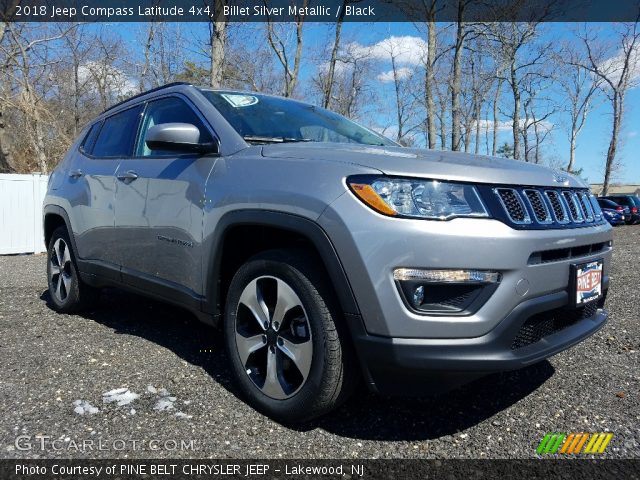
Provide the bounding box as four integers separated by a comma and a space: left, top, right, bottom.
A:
597, 198, 629, 225
600, 194, 640, 224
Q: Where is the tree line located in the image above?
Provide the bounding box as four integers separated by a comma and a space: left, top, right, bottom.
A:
1, 12, 638, 195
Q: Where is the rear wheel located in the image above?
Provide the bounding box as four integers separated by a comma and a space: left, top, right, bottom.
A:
223, 249, 356, 422
47, 226, 99, 313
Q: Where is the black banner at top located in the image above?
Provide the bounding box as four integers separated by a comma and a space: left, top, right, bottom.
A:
1, 0, 640, 22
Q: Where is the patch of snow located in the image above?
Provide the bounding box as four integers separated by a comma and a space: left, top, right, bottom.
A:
158, 388, 170, 397
72, 400, 99, 415
102, 388, 139, 406
174, 411, 192, 419
154, 398, 175, 411
146, 385, 157, 394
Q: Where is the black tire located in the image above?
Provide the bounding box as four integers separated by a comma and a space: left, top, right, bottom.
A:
223, 249, 357, 423
46, 226, 99, 313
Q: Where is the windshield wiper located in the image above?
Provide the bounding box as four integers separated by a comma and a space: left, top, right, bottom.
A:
243, 135, 313, 144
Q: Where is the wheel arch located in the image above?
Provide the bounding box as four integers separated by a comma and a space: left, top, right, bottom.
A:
204, 210, 360, 319
43, 205, 77, 254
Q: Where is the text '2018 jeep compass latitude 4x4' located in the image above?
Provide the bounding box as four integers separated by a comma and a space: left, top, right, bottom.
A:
44, 83, 612, 422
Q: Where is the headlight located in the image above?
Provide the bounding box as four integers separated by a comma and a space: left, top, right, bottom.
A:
347, 176, 489, 220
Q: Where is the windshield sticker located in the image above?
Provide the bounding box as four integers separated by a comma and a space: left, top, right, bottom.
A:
220, 94, 259, 108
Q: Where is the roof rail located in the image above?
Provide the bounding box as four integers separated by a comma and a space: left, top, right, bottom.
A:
100, 82, 192, 115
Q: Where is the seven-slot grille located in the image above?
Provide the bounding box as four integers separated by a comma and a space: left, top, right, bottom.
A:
493, 187, 603, 228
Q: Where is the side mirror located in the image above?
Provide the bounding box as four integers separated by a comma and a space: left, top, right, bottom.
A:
145, 123, 219, 155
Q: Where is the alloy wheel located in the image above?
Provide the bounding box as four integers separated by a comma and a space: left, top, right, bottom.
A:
234, 276, 313, 400
50, 238, 73, 303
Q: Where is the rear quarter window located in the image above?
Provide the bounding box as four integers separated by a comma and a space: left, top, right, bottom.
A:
79, 121, 102, 155
91, 105, 143, 158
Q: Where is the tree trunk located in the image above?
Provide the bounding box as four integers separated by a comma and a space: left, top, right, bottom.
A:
602, 94, 622, 196
323, 2, 345, 109
287, 5, 306, 97
210, 1, 227, 88
474, 100, 481, 154
392, 55, 403, 142
425, 16, 437, 149
567, 124, 577, 173
141, 23, 155, 92
492, 79, 502, 156
511, 62, 521, 160
451, 18, 464, 151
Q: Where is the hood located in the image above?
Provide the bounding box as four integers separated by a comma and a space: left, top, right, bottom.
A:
261, 143, 586, 189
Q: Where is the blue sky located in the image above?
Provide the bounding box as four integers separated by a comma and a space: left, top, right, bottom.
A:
112, 21, 640, 184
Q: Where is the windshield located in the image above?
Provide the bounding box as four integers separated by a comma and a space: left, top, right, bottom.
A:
199, 90, 397, 147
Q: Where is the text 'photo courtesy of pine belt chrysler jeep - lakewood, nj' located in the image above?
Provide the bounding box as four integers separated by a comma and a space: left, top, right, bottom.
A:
43, 82, 612, 423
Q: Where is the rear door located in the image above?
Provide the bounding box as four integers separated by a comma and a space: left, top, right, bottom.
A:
113, 95, 218, 298
70, 105, 142, 274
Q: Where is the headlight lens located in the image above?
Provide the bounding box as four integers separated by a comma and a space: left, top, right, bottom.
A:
348, 176, 489, 220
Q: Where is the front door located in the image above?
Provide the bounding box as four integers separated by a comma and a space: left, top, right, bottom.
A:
113, 95, 218, 298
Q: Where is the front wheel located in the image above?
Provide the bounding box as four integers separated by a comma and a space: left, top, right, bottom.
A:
223, 249, 356, 423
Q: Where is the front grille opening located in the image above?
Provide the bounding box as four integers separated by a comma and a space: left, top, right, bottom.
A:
496, 188, 529, 223
511, 301, 601, 350
545, 190, 567, 223
524, 189, 551, 223
528, 242, 609, 264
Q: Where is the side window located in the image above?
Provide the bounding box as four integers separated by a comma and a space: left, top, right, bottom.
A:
80, 121, 102, 155
91, 105, 143, 158
136, 96, 213, 157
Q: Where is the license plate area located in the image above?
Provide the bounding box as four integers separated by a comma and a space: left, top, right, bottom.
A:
570, 259, 603, 307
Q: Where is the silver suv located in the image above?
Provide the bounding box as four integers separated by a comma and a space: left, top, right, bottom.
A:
43, 83, 612, 422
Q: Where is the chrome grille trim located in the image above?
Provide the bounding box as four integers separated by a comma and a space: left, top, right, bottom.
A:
493, 188, 532, 224
544, 190, 570, 224
589, 195, 603, 221
578, 192, 595, 222
562, 191, 585, 223
523, 189, 552, 224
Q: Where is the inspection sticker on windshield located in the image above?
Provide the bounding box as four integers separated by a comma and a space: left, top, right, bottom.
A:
220, 93, 258, 108
573, 260, 603, 306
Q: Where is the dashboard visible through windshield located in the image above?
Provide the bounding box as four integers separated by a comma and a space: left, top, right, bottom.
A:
199, 89, 397, 147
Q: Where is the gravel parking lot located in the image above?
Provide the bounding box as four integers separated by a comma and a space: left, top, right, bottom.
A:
0, 226, 638, 459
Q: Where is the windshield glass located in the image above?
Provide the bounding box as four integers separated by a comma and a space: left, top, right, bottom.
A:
199, 90, 397, 147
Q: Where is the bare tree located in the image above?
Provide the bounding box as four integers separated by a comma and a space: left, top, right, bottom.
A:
487, 22, 549, 160
265, 0, 309, 97
557, 42, 600, 173
1, 23, 73, 173
209, 0, 228, 88
574, 22, 640, 195
322, 0, 351, 108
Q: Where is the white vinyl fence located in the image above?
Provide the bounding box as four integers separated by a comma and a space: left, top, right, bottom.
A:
0, 174, 49, 255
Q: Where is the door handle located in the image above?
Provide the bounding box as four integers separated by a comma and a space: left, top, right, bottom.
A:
117, 170, 139, 183
68, 169, 83, 179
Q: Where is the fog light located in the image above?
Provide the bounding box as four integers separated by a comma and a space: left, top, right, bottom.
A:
394, 268, 501, 283
412, 286, 425, 307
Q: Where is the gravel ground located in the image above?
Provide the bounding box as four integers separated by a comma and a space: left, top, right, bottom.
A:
0, 226, 638, 460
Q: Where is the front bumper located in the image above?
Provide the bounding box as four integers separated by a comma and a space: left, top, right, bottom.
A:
319, 191, 613, 338
346, 284, 608, 395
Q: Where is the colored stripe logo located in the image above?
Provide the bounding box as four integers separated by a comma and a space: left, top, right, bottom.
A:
536, 432, 613, 454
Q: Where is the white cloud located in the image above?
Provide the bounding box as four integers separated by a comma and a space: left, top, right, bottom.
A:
347, 36, 428, 66
475, 118, 553, 132
596, 41, 640, 88
377, 67, 413, 83
78, 61, 137, 96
